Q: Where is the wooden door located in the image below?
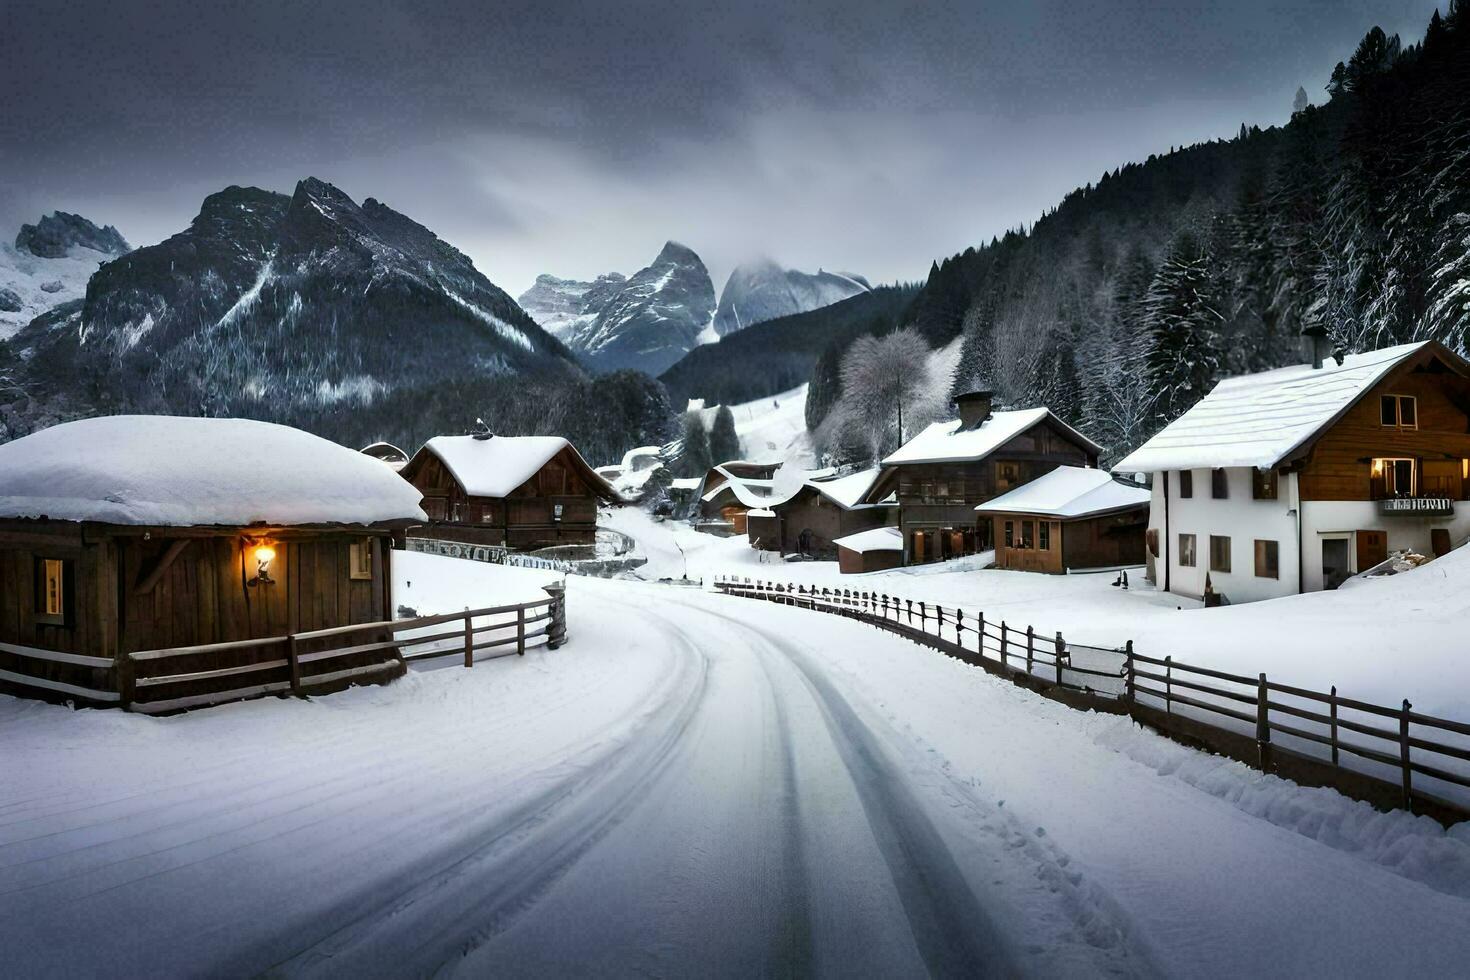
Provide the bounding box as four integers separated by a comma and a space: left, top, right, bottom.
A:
1356, 530, 1388, 570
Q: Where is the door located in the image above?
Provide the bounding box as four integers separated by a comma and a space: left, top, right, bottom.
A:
1322, 537, 1351, 590
1356, 530, 1388, 572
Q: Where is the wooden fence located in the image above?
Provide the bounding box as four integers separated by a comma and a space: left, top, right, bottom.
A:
713, 577, 1470, 827
1, 587, 567, 714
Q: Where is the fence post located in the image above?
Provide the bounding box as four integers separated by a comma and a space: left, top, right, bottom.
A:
1164, 655, 1172, 714
547, 583, 567, 649
920, 601, 926, 631
906, 599, 913, 624
1000, 621, 1008, 669
956, 609, 964, 646
464, 613, 474, 668
937, 606, 945, 639
978, 612, 985, 658
1124, 641, 1135, 703
288, 633, 302, 696
1400, 699, 1413, 810
1329, 685, 1338, 768
1054, 631, 1065, 686
1256, 673, 1271, 773
1026, 626, 1034, 676
517, 606, 526, 656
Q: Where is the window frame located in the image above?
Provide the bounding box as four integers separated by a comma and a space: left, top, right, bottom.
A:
1380, 394, 1418, 430
1209, 535, 1231, 573
1178, 533, 1197, 568
1004, 521, 1014, 548
1252, 468, 1278, 501
34, 556, 74, 628
348, 539, 374, 581
1254, 539, 1280, 579
1039, 521, 1051, 551
1020, 520, 1035, 549
1371, 457, 1418, 498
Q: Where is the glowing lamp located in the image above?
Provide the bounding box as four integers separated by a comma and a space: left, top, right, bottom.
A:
248, 543, 277, 587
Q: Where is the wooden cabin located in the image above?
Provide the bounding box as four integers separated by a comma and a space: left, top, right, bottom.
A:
400, 434, 617, 550
760, 468, 897, 557
0, 416, 426, 711
974, 466, 1149, 574
1117, 339, 1470, 602
698, 461, 781, 534
863, 392, 1101, 565
833, 526, 904, 574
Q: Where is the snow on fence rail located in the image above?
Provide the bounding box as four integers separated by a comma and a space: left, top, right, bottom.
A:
713, 577, 1470, 826
1, 589, 567, 714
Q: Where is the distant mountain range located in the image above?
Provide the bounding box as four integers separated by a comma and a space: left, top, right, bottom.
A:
1, 213, 131, 340
519, 249, 868, 376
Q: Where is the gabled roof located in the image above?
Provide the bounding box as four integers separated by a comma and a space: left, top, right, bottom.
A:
1114, 341, 1465, 473
412, 435, 616, 500
882, 407, 1102, 466
777, 467, 893, 511
0, 416, 426, 527
973, 466, 1149, 519
833, 526, 903, 554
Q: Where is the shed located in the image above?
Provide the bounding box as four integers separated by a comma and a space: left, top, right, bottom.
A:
0, 416, 426, 711
973, 466, 1149, 573
832, 526, 905, 574
400, 434, 618, 550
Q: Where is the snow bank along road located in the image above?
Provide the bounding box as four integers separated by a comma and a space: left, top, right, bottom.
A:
4, 578, 1470, 977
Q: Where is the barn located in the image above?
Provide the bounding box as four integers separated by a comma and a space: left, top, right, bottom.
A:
0, 416, 426, 711
400, 434, 618, 550
833, 526, 905, 574
973, 466, 1149, 574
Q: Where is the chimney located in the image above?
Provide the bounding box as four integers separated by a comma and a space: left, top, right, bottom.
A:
1301, 324, 1330, 370
955, 390, 994, 429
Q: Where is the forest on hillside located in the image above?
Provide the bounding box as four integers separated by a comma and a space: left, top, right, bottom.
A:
806, 6, 1470, 466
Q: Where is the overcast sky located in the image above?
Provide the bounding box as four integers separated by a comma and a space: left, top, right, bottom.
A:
0, 0, 1444, 296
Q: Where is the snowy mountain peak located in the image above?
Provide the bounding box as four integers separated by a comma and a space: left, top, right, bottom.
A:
2, 211, 132, 340
14, 212, 130, 259
713, 259, 870, 337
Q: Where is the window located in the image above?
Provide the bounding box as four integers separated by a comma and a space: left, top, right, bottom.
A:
1255, 539, 1280, 579
1370, 457, 1417, 498
349, 540, 373, 580
1423, 460, 1461, 499
1039, 522, 1051, 551
1380, 394, 1417, 429
1211, 469, 1228, 499
1179, 534, 1197, 568
1209, 535, 1231, 573
1020, 520, 1035, 549
1178, 470, 1193, 499
34, 557, 71, 627
1004, 521, 1014, 548
997, 462, 1020, 491
553, 503, 565, 522
1252, 468, 1278, 500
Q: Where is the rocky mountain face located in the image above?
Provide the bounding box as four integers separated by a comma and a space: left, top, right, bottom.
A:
1, 212, 132, 340
519, 241, 716, 375
15, 212, 130, 259
0, 178, 578, 441
712, 260, 869, 337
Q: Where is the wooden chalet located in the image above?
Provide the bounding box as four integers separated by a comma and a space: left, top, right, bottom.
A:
399, 434, 618, 550
756, 468, 897, 557
1117, 338, 1470, 602
697, 461, 782, 535
864, 392, 1101, 565
0, 416, 426, 711
974, 466, 1149, 574
832, 526, 905, 574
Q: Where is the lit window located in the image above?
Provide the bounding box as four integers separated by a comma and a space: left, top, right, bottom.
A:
349, 540, 373, 580
1179, 534, 1197, 568
1370, 457, 1417, 498
35, 557, 69, 626
1380, 395, 1417, 429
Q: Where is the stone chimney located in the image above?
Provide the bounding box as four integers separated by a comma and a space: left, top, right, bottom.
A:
955, 390, 994, 429
1301, 323, 1330, 370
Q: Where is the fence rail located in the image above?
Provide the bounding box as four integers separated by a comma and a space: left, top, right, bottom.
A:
713, 577, 1470, 826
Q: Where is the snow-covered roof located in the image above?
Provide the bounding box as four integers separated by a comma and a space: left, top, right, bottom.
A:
1115, 342, 1451, 473
746, 508, 777, 518
702, 478, 776, 508
833, 526, 903, 554
419, 434, 615, 500
973, 466, 1149, 519
0, 416, 426, 527
883, 407, 1101, 466
797, 467, 894, 510
360, 441, 410, 471
670, 477, 703, 491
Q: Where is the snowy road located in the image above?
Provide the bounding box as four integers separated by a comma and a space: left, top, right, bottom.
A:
5, 576, 1470, 977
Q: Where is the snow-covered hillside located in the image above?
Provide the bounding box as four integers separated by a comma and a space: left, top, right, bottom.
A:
0, 242, 114, 340
689, 384, 816, 466
711, 258, 869, 337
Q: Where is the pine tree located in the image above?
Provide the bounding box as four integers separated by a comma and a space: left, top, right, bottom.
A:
677, 412, 712, 478
708, 405, 741, 463
1144, 230, 1225, 424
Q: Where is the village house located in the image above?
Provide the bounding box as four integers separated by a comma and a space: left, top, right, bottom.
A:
0, 416, 425, 711
973, 465, 1149, 574
863, 391, 1102, 564
697, 460, 782, 535
754, 468, 897, 557
1116, 339, 1470, 603
399, 434, 617, 551
832, 526, 905, 574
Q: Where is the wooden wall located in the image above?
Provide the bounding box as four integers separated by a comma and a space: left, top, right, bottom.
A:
0, 525, 115, 698
1061, 512, 1148, 570
777, 493, 893, 557
1299, 358, 1470, 501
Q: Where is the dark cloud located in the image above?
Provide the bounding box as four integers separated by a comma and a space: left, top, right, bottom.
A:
1, 0, 1445, 294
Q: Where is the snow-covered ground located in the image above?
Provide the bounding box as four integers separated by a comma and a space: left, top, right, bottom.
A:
4, 560, 1470, 976
691, 384, 816, 466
